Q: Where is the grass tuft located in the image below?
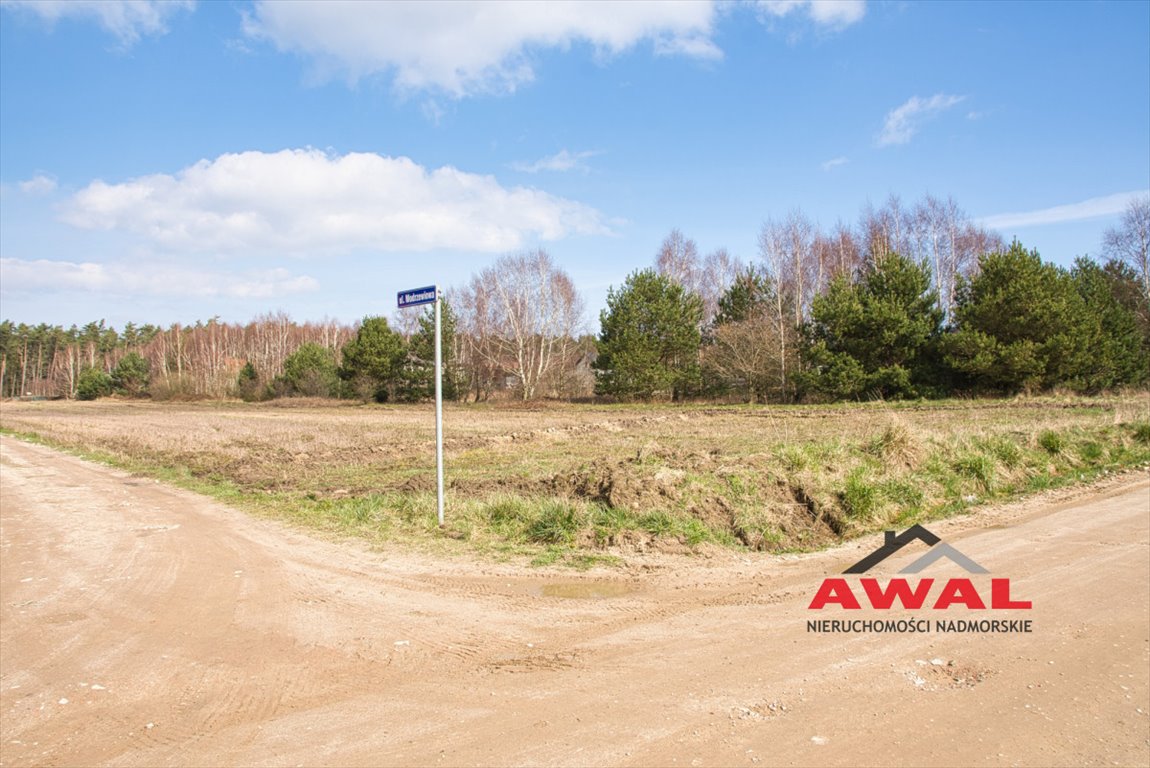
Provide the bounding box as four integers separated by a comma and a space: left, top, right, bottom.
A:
1038, 429, 1065, 455
840, 468, 882, 520
953, 452, 996, 492
525, 501, 583, 544
868, 420, 923, 467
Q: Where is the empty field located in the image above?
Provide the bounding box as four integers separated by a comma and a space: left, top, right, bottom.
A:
1, 397, 1147, 565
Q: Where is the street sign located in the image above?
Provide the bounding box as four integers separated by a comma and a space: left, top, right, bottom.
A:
397, 285, 438, 308
397, 283, 445, 526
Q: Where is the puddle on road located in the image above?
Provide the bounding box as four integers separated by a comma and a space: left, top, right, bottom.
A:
538, 581, 636, 600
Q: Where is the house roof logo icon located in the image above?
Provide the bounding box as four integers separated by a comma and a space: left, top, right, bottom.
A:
844, 524, 988, 575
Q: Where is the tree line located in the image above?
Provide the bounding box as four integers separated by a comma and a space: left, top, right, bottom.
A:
2, 194, 1147, 403
0, 314, 353, 400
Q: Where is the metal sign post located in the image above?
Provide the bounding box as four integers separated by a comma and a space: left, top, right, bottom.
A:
397, 285, 445, 526
433, 292, 444, 527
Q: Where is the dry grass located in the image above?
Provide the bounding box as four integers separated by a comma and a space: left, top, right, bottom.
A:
2, 395, 1148, 562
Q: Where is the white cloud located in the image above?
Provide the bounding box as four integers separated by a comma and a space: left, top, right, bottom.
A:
18, 174, 57, 195
1, 0, 194, 46
754, 0, 866, 29
820, 156, 848, 172
807, 0, 866, 27
0, 258, 319, 299
61, 148, 607, 255
512, 149, 603, 174
877, 93, 965, 147
978, 190, 1150, 230
242, 0, 720, 97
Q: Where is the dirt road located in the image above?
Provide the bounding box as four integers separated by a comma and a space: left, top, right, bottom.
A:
1, 435, 1147, 767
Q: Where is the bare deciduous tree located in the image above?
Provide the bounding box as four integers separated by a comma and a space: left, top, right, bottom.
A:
906, 194, 1003, 318
454, 281, 501, 401
853, 194, 1004, 318
389, 307, 422, 340
655, 229, 702, 294
789, 210, 818, 325
833, 220, 863, 281
705, 315, 790, 404
700, 247, 744, 325
759, 211, 817, 326
859, 194, 916, 263
812, 221, 862, 298
757, 218, 804, 400
655, 230, 744, 328
461, 249, 584, 400
952, 220, 1003, 287
1103, 194, 1150, 300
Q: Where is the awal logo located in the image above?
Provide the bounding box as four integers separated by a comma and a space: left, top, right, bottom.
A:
809, 525, 1032, 611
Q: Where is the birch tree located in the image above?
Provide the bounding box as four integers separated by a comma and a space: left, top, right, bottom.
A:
464, 249, 584, 400
700, 247, 744, 326
1103, 195, 1150, 300
655, 229, 702, 296
908, 194, 1003, 318
859, 195, 914, 262
654, 230, 741, 328
757, 218, 804, 400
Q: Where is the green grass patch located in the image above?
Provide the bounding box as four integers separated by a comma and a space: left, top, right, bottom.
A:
1038, 429, 1066, 455
839, 467, 882, 520
525, 501, 583, 544
952, 452, 996, 492
983, 437, 1023, 468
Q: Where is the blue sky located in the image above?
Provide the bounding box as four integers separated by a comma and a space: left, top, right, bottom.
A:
1, 0, 1148, 330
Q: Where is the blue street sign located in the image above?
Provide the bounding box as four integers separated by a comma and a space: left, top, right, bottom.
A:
397, 285, 438, 308
395, 282, 447, 525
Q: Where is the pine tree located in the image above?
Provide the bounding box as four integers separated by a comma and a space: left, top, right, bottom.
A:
801, 252, 943, 400
594, 269, 703, 400
398, 300, 461, 401
111, 352, 150, 397
339, 317, 406, 402
276, 342, 340, 398
943, 241, 1094, 393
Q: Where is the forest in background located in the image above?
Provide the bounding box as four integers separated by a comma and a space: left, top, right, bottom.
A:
2, 193, 1147, 403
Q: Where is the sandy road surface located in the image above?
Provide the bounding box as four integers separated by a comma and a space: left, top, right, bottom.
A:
1, 435, 1148, 768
